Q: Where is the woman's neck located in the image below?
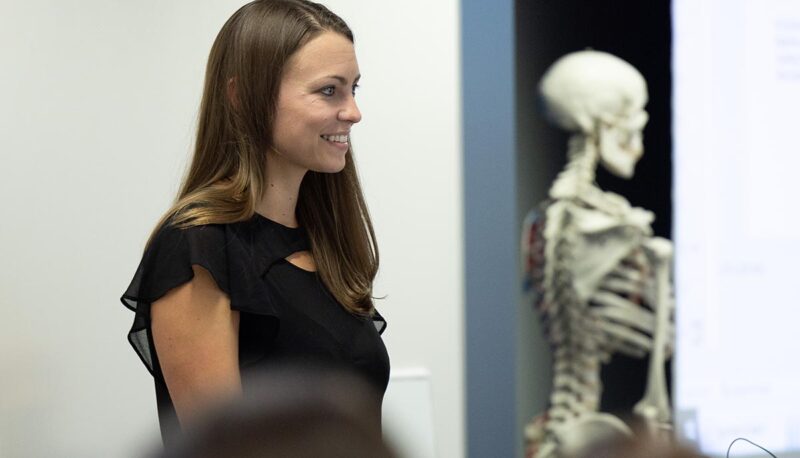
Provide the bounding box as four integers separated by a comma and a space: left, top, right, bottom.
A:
255, 150, 307, 228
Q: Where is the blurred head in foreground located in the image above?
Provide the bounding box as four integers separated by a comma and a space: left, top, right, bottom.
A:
156, 364, 397, 458
570, 434, 706, 458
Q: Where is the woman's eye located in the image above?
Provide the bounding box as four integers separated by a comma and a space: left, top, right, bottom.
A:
321, 86, 336, 96
352, 83, 360, 95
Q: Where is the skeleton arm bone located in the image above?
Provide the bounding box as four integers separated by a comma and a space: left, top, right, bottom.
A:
633, 237, 674, 431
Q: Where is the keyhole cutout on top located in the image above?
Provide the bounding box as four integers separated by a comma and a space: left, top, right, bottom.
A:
285, 250, 317, 273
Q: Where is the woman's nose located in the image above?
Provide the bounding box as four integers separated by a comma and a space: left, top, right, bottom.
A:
339, 96, 362, 124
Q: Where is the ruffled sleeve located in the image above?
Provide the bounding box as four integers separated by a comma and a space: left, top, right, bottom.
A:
120, 221, 282, 375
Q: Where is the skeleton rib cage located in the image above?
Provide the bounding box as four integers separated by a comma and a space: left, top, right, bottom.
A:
523, 194, 675, 458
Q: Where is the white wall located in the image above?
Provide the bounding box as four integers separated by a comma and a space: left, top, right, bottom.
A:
0, 1, 463, 457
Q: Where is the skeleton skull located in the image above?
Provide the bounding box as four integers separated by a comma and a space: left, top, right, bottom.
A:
539, 50, 649, 179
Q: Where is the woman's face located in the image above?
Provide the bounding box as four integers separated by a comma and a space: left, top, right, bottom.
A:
271, 31, 362, 174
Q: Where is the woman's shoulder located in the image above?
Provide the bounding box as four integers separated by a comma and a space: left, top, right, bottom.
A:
135, 212, 309, 298
147, 212, 275, 258
149, 219, 228, 253
131, 221, 231, 302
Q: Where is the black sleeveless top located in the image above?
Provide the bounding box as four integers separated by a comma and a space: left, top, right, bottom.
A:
120, 214, 390, 443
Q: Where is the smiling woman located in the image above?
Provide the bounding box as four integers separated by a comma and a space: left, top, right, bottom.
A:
118, 0, 389, 448
271, 31, 363, 175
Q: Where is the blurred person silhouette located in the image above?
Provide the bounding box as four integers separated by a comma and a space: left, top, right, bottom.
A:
154, 364, 398, 458
119, 0, 389, 447
569, 431, 706, 458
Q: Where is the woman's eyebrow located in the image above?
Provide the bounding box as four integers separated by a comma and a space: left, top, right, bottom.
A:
318, 74, 362, 84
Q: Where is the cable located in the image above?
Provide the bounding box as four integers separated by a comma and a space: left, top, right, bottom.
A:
726, 437, 777, 458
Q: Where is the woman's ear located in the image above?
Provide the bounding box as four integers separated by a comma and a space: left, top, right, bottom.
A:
227, 77, 239, 108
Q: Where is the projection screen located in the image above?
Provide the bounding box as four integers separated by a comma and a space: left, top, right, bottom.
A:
673, 0, 800, 456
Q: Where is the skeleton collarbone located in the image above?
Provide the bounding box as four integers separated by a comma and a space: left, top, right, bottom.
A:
547, 195, 654, 303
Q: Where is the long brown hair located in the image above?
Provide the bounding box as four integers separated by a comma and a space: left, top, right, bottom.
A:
150, 0, 378, 315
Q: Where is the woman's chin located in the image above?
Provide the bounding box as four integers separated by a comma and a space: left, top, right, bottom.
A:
312, 159, 347, 174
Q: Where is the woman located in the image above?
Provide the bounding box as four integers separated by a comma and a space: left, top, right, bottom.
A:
120, 0, 389, 445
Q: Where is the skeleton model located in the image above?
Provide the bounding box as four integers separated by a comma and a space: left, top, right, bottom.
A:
522, 50, 674, 458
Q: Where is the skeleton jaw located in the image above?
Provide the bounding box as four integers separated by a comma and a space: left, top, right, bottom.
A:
598, 125, 643, 179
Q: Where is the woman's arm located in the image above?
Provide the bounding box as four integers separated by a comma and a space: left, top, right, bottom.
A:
151, 264, 241, 427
